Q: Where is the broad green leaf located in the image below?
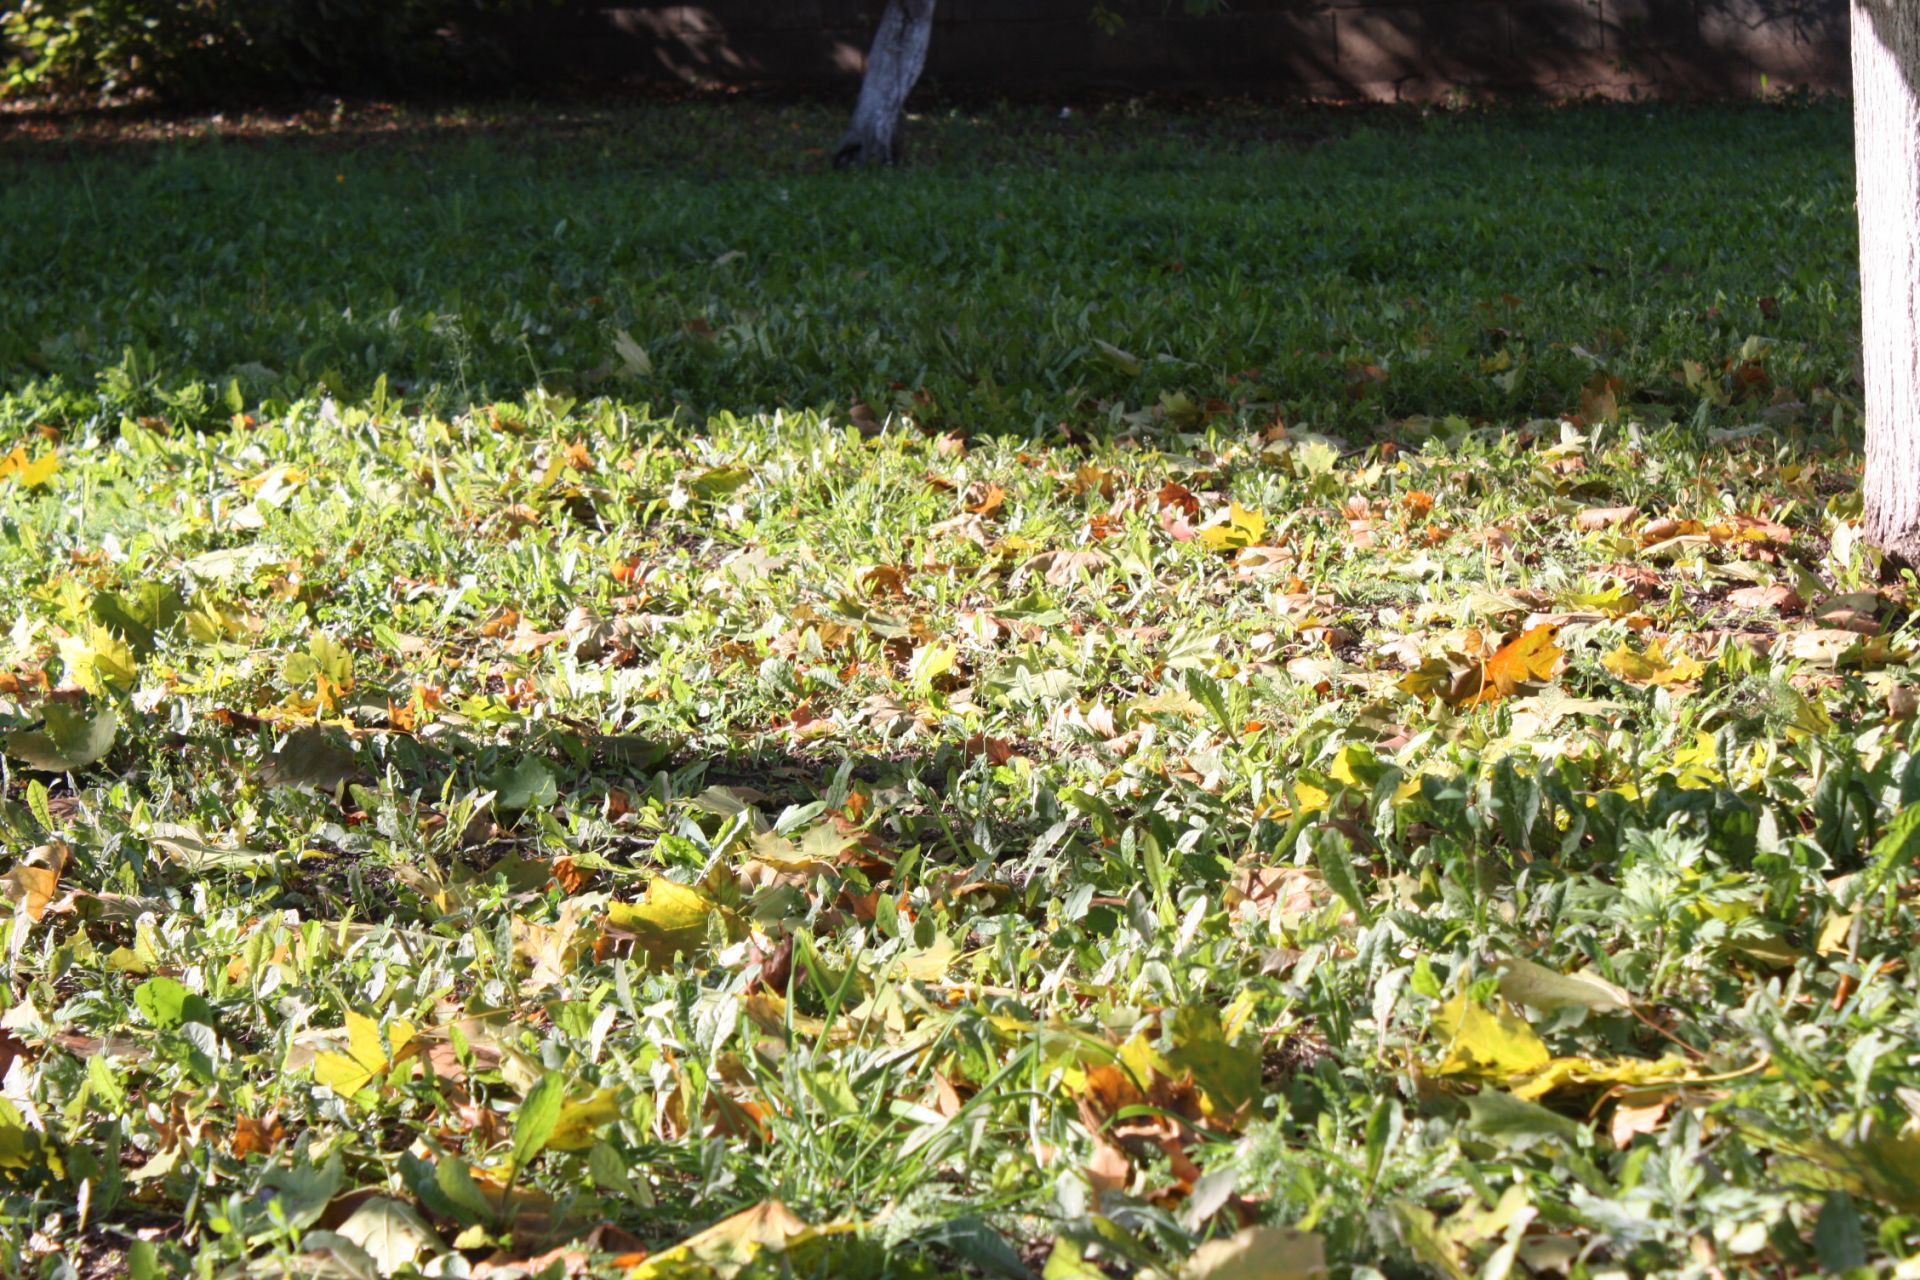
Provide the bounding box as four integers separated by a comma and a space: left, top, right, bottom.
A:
4, 699, 117, 773
435, 1157, 495, 1225
493, 757, 557, 811
1163, 1005, 1262, 1122
0, 1098, 48, 1171
511, 1072, 567, 1174
1866, 801, 1920, 896
133, 976, 210, 1030
1495, 958, 1630, 1017
1465, 1089, 1583, 1150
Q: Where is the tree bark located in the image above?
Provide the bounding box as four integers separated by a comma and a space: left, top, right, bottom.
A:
835, 0, 936, 168
1857, 0, 1920, 569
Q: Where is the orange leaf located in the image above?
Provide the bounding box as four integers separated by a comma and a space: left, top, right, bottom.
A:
1453, 625, 1564, 707
964, 484, 1006, 517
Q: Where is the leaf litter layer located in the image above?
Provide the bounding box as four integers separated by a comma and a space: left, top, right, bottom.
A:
0, 98, 1912, 1279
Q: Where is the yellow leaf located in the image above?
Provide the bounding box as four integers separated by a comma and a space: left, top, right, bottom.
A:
314, 1010, 412, 1099
1163, 1005, 1262, 1122
1509, 1053, 1697, 1102
1198, 502, 1267, 552
0, 446, 57, 488
606, 878, 739, 969
1430, 991, 1551, 1079
627, 1199, 854, 1280
1566, 586, 1639, 618
895, 934, 956, 982
1601, 638, 1706, 687
1291, 780, 1330, 815
547, 1088, 624, 1152
57, 626, 138, 694
1326, 742, 1383, 788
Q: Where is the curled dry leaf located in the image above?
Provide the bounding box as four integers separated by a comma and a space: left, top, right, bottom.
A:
1023, 549, 1110, 587
1575, 505, 1639, 531
1609, 1095, 1671, 1149
1726, 583, 1803, 615
1, 845, 69, 922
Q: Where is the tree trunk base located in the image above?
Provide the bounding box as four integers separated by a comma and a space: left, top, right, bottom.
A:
833, 127, 903, 169
835, 0, 934, 171
1856, 0, 1920, 568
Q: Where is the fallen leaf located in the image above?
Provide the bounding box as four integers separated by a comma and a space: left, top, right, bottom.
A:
0, 445, 58, 488
1610, 1096, 1670, 1148
314, 1011, 416, 1099
1575, 505, 1639, 531
1726, 584, 1803, 614
1451, 625, 1563, 707
1024, 549, 1110, 586
1496, 959, 1631, 1017
1182, 1225, 1327, 1280
603, 878, 739, 969
2, 698, 118, 772
1601, 638, 1707, 687
1198, 502, 1267, 553
335, 1196, 446, 1274
627, 1199, 846, 1280
1, 846, 68, 922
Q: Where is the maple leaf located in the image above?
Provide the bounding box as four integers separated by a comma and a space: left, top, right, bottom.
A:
1449, 625, 1564, 707
1601, 638, 1707, 688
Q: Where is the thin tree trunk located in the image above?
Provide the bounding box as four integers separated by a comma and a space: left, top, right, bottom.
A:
835, 0, 936, 168
1856, 0, 1920, 568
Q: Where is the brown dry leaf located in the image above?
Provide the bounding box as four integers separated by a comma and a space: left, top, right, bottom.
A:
231, 1113, 285, 1157
1470, 526, 1515, 556
928, 512, 991, 546
477, 608, 521, 639
1726, 584, 1803, 615
1784, 628, 1905, 669
1639, 516, 1707, 546
964, 483, 1006, 517
1024, 549, 1110, 586
1226, 866, 1328, 922
1815, 593, 1882, 634
1157, 480, 1201, 516
2, 845, 69, 923
860, 564, 910, 597
931, 1071, 965, 1120
962, 734, 1017, 766
1610, 1095, 1671, 1148
1234, 546, 1294, 577
1575, 505, 1639, 531
1087, 1136, 1132, 1193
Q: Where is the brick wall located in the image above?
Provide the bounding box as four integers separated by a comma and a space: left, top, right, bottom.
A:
480, 1, 1848, 99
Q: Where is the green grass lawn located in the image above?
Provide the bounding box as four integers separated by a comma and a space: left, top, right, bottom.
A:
0, 97, 1911, 1279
